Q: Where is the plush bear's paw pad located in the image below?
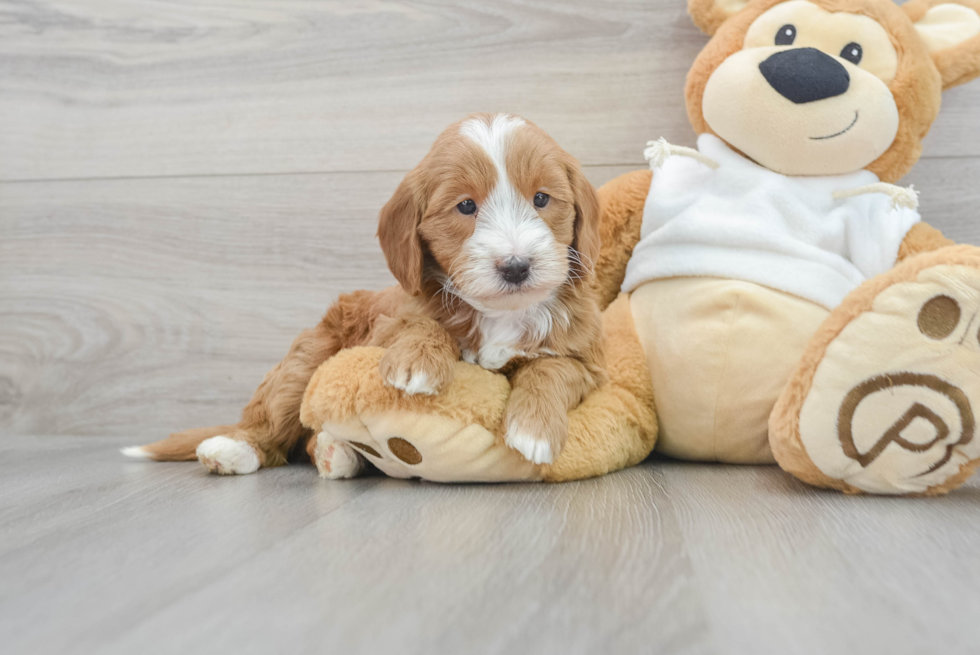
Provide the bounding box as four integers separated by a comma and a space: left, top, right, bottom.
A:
798, 263, 980, 494
196, 436, 260, 475
505, 430, 554, 465
314, 433, 366, 479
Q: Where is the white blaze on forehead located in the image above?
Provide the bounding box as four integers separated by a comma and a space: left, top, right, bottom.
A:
457, 114, 561, 279
459, 114, 527, 182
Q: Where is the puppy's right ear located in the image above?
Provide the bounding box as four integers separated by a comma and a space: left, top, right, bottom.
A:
688, 0, 749, 35
377, 171, 426, 296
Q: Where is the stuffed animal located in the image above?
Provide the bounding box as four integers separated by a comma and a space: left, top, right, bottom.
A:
300, 0, 980, 494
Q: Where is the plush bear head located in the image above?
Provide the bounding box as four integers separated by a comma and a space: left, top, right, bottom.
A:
685, 0, 980, 181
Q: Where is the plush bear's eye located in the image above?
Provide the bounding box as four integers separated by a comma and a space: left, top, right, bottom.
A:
456, 199, 477, 215
840, 42, 863, 65
775, 24, 796, 46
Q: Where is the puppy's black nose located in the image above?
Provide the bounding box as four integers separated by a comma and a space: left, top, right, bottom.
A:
497, 257, 531, 285
759, 47, 850, 104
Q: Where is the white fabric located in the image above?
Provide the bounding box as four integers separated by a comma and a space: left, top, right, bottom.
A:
622, 134, 921, 309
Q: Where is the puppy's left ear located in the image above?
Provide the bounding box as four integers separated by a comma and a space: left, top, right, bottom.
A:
905, 0, 980, 89
564, 156, 601, 282
377, 170, 426, 296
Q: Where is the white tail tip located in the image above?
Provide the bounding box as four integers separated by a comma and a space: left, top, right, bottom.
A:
120, 446, 153, 459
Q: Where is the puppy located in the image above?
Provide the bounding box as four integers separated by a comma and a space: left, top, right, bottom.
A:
125, 113, 604, 474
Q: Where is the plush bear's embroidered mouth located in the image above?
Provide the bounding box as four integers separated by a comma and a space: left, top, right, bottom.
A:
810, 111, 859, 140
702, 44, 899, 176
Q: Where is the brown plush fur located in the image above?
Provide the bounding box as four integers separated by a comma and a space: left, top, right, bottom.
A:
769, 244, 980, 496
300, 347, 512, 435
688, 0, 745, 36
593, 169, 653, 310
686, 0, 945, 182
542, 294, 658, 481
298, 293, 657, 482
903, 0, 980, 89
897, 221, 956, 261
145, 1, 980, 490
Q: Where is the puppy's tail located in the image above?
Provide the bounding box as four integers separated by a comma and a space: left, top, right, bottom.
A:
120, 424, 238, 461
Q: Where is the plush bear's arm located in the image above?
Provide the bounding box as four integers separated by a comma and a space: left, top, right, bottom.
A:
593, 170, 653, 310
897, 222, 956, 261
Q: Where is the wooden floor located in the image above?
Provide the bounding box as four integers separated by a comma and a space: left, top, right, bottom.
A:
2, 436, 980, 654
2, 1, 980, 653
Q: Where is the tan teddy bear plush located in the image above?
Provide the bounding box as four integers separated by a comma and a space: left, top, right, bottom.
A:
300, 0, 980, 495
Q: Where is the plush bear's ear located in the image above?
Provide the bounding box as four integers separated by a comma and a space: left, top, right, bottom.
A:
904, 0, 980, 89
688, 0, 751, 35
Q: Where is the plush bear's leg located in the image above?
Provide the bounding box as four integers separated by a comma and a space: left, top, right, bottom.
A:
543, 294, 658, 482
298, 295, 657, 483
770, 246, 980, 495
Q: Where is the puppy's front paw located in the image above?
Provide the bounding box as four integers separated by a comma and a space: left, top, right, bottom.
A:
505, 429, 555, 465
504, 411, 567, 465
380, 348, 453, 396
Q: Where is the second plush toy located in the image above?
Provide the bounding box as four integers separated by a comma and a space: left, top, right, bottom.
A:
302, 0, 980, 495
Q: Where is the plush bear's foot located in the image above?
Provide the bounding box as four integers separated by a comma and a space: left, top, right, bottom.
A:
312, 432, 365, 479
771, 247, 980, 495
196, 436, 261, 475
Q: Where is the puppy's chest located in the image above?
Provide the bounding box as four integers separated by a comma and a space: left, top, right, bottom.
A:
461, 307, 558, 371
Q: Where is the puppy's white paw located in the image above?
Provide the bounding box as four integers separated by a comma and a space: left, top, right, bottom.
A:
196, 436, 260, 475
314, 433, 365, 479
505, 430, 554, 465
478, 345, 521, 371
386, 368, 438, 396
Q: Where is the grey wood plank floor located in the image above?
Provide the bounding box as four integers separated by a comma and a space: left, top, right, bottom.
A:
2, 436, 979, 655
2, 1, 980, 653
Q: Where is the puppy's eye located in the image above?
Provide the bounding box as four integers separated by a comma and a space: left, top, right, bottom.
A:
456, 199, 477, 215
533, 192, 550, 209
775, 24, 796, 46
840, 42, 862, 65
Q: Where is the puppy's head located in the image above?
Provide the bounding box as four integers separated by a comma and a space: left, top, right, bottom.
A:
378, 114, 600, 312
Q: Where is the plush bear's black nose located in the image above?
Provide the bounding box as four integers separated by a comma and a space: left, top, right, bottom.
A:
497, 257, 531, 285
759, 47, 850, 104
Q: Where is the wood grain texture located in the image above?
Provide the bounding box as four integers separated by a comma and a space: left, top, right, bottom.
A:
0, 436, 711, 655
1, 436, 978, 654
2, 0, 978, 182
2, 159, 978, 438
660, 463, 980, 655
2, 4, 980, 653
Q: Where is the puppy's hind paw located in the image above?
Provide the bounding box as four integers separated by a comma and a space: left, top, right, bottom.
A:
196, 436, 260, 475
314, 433, 366, 479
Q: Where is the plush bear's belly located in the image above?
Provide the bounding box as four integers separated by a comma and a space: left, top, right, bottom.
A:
629, 277, 829, 463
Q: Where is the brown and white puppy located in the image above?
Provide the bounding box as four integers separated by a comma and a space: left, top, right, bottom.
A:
375, 113, 605, 465
126, 113, 604, 473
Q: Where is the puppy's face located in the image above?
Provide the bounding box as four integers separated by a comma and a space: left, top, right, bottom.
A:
378, 114, 600, 312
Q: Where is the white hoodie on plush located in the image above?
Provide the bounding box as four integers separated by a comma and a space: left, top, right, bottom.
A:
621, 134, 921, 310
